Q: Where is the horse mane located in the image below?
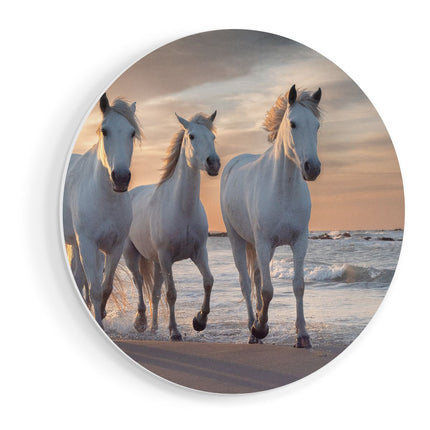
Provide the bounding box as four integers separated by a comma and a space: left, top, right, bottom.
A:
263, 88, 321, 143
158, 113, 216, 186
98, 98, 143, 143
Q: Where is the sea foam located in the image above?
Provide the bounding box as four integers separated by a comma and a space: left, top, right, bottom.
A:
270, 260, 394, 283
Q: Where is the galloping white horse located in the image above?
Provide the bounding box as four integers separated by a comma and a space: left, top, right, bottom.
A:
63, 93, 142, 328
221, 85, 322, 346
123, 111, 220, 341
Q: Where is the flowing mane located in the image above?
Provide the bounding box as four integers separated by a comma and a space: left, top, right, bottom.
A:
158, 113, 216, 186
263, 88, 321, 143
98, 98, 143, 143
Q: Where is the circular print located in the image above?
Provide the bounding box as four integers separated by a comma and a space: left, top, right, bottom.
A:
62, 29, 404, 393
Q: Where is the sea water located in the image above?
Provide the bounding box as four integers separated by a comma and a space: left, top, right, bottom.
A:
104, 230, 402, 349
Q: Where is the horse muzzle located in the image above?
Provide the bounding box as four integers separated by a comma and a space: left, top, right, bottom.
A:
206, 155, 221, 176
111, 169, 131, 192
302, 160, 321, 181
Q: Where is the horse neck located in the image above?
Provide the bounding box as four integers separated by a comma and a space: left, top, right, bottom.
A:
269, 125, 302, 190
168, 145, 201, 213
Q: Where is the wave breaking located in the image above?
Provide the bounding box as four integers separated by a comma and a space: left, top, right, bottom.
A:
270, 261, 394, 284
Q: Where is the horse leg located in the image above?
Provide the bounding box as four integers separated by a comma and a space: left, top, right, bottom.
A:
150, 262, 163, 333
78, 237, 104, 328
253, 265, 263, 315
123, 238, 147, 332
158, 252, 182, 341
251, 239, 273, 340
246, 243, 263, 316
249, 266, 263, 344
191, 246, 214, 332
71, 244, 89, 306
84, 284, 91, 309
245, 244, 263, 344
291, 234, 311, 348
96, 250, 105, 305
226, 227, 256, 343
100, 245, 123, 321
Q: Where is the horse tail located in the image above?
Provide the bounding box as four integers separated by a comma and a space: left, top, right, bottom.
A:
246, 242, 257, 298
138, 256, 156, 316
111, 263, 131, 313
113, 257, 156, 315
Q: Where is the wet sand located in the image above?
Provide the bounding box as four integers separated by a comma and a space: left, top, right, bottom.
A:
114, 340, 345, 394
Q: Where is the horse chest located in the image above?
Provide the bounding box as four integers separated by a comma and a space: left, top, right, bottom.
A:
271, 221, 303, 246
96, 227, 120, 252
82, 199, 131, 253
93, 218, 126, 251
255, 195, 311, 245
170, 224, 201, 260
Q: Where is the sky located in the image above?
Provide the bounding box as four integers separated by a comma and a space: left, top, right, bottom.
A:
72, 30, 404, 232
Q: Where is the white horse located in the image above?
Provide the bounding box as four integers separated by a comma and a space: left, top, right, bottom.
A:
63, 93, 142, 328
123, 111, 220, 341
220, 85, 322, 346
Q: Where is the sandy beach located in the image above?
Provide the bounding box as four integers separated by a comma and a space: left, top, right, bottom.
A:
114, 340, 345, 393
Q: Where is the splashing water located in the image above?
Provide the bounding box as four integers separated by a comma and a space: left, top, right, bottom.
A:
103, 230, 402, 349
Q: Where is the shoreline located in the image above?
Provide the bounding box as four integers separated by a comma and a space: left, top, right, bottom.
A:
208, 228, 404, 235
114, 339, 345, 394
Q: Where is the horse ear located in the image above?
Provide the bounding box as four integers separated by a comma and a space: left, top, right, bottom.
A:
288, 84, 297, 105
100, 93, 110, 113
288, 85, 297, 105
175, 113, 190, 130
209, 110, 217, 122
312, 88, 322, 103
130, 102, 136, 113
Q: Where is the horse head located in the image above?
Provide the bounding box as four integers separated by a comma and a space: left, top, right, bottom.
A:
98, 93, 139, 192
283, 85, 322, 181
175, 111, 220, 176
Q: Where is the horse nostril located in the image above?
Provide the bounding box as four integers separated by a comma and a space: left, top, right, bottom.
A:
111, 170, 131, 186
304, 161, 310, 174
207, 156, 220, 170
206, 156, 220, 176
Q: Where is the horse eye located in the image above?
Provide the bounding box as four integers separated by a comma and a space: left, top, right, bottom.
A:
189, 134, 194, 140
131, 130, 136, 138
101, 128, 107, 136
290, 121, 296, 129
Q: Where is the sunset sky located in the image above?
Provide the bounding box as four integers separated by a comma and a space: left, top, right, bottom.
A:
72, 30, 404, 232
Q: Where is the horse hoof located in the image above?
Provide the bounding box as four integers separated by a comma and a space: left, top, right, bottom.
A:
251, 322, 269, 339
248, 334, 263, 344
295, 335, 312, 348
170, 333, 183, 342
134, 315, 147, 333
192, 316, 207, 332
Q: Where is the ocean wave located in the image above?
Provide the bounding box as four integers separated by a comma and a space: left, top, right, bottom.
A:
270, 261, 394, 284
308, 230, 403, 241
309, 231, 351, 240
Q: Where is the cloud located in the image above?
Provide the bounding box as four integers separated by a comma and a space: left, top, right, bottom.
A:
70, 30, 403, 230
